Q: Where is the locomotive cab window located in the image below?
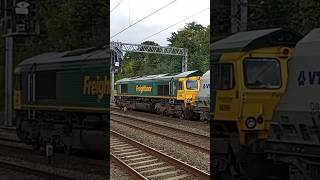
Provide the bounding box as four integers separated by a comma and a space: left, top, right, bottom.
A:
178, 81, 184, 90
186, 80, 198, 90
15, 74, 21, 90
36, 71, 56, 100
244, 58, 281, 89
212, 63, 234, 90
121, 84, 128, 93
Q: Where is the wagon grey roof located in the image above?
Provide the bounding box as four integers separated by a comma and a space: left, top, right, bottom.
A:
295, 28, 320, 56
211, 28, 302, 53
275, 28, 320, 112
117, 70, 203, 83
18, 47, 108, 66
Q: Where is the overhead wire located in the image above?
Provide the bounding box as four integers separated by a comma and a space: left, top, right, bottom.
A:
111, 0, 178, 39
111, 0, 125, 13
138, 7, 210, 43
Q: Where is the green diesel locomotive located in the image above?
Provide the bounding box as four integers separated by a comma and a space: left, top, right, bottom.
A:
14, 47, 109, 155
115, 70, 203, 119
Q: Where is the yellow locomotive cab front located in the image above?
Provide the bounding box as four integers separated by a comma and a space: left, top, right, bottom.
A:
177, 76, 201, 106
214, 47, 293, 144
14, 68, 21, 110
212, 28, 302, 145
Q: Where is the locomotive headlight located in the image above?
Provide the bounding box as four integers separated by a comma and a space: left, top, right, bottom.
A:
245, 117, 257, 129
279, 47, 291, 58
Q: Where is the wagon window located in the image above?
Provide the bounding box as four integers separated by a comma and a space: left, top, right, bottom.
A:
36, 71, 56, 100
244, 58, 281, 89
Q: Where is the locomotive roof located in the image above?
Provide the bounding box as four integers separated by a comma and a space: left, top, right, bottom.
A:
212, 28, 302, 53
117, 70, 202, 83
18, 47, 108, 67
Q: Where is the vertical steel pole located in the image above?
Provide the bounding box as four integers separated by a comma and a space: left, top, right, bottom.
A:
4, 36, 13, 127
111, 68, 114, 103
231, 0, 247, 33
231, 0, 238, 33
183, 49, 188, 72
240, 0, 247, 31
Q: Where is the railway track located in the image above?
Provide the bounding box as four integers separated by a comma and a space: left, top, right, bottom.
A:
111, 130, 210, 180
111, 117, 209, 154
0, 126, 16, 131
0, 159, 75, 180
111, 111, 209, 139
0, 137, 72, 179
110, 105, 209, 129
0, 137, 108, 179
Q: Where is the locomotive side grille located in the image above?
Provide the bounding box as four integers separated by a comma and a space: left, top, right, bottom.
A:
157, 85, 169, 96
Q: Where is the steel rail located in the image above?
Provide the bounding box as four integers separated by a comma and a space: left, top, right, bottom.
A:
110, 111, 209, 140
0, 159, 75, 180
111, 117, 209, 154
111, 130, 210, 179
111, 152, 147, 180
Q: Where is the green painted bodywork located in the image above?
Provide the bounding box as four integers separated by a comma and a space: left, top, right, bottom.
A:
17, 48, 110, 111
124, 78, 178, 97
116, 70, 203, 98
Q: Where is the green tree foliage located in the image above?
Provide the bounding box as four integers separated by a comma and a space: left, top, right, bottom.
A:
248, 0, 320, 34
213, 0, 320, 39
116, 22, 210, 80
0, 0, 108, 110
168, 22, 209, 73
13, 0, 108, 64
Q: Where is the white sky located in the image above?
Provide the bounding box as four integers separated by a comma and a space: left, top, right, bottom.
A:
110, 0, 210, 46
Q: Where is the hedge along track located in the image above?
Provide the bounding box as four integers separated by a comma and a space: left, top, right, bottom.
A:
110, 130, 210, 180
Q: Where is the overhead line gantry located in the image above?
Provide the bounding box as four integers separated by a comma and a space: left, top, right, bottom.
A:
110, 41, 188, 102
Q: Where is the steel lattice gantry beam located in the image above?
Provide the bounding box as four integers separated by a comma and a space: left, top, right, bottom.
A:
110, 42, 188, 72
110, 41, 189, 103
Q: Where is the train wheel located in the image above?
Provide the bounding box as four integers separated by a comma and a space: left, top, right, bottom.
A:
15, 114, 24, 141
162, 110, 168, 116
64, 145, 72, 155
32, 143, 41, 150
155, 107, 161, 115
184, 109, 193, 120
179, 111, 185, 119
